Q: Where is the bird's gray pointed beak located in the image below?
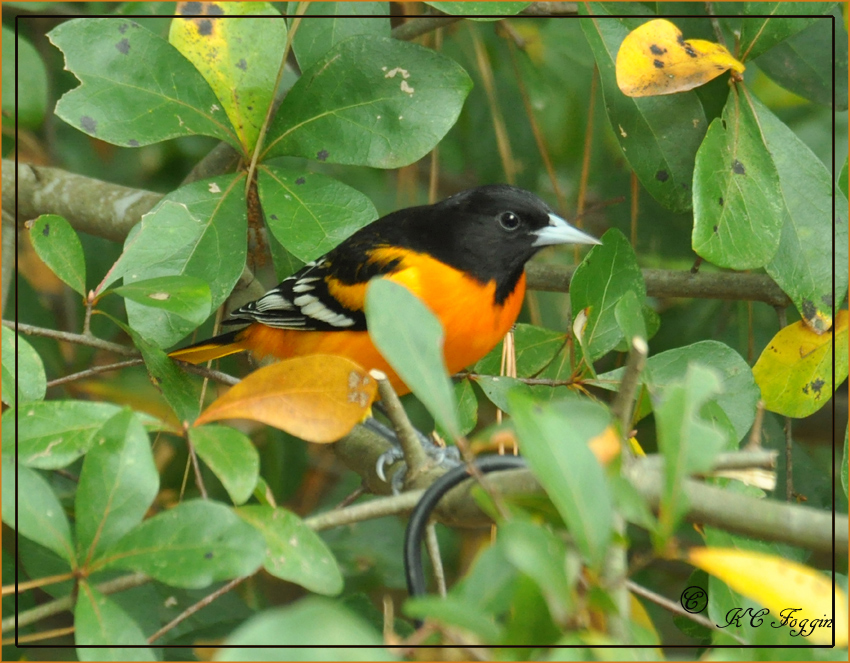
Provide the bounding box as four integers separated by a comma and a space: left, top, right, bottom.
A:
532, 213, 601, 247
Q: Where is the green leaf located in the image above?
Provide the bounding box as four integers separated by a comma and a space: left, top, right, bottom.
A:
235, 505, 343, 596
474, 323, 567, 377
189, 426, 259, 505
215, 597, 391, 658
2, 456, 75, 565
754, 14, 848, 111
653, 363, 726, 546
840, 157, 849, 199
11, 400, 165, 470
2, 327, 46, 406
105, 174, 247, 348
264, 35, 472, 167
365, 279, 460, 439
508, 394, 612, 569
112, 274, 212, 325
692, 87, 784, 269
580, 7, 707, 212
405, 594, 503, 642
75, 582, 156, 661
614, 289, 646, 343
169, 3, 285, 153
49, 18, 239, 149
258, 165, 378, 263
595, 340, 759, 442
75, 409, 159, 564
2, 26, 47, 128
570, 228, 645, 362
499, 518, 577, 625
97, 499, 265, 588
28, 214, 86, 296
472, 374, 533, 414
740, 4, 836, 61
757, 96, 847, 333
291, 3, 390, 71
425, 2, 531, 18
436, 378, 477, 439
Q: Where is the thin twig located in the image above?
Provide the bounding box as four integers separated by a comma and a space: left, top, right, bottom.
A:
4, 320, 138, 356
2, 573, 148, 633
746, 400, 766, 450
610, 337, 648, 449
625, 579, 747, 645
575, 65, 598, 264
304, 490, 425, 531
391, 15, 461, 41
425, 523, 447, 597
2, 625, 75, 646
1, 571, 75, 596
371, 370, 429, 480
704, 2, 728, 49
46, 359, 144, 389
174, 361, 240, 387
147, 576, 247, 644
187, 439, 208, 499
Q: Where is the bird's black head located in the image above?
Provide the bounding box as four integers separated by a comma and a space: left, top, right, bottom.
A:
392, 185, 600, 303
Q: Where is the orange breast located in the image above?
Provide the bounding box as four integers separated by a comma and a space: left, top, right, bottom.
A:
237, 253, 526, 396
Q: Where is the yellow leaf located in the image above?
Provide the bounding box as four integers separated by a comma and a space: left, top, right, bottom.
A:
753, 310, 848, 418
616, 19, 745, 98
687, 547, 847, 646
194, 355, 377, 443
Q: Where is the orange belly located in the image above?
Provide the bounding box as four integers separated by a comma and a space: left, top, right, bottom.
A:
237, 263, 526, 396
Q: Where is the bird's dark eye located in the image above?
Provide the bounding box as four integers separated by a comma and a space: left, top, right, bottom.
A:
499, 211, 521, 231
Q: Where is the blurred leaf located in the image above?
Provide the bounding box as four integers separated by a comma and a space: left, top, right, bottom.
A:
112, 274, 212, 325
106, 174, 247, 348
75, 582, 156, 661
28, 214, 86, 296
264, 35, 472, 168
2, 327, 46, 405
49, 18, 240, 148
1, 456, 75, 565
570, 228, 645, 362
425, 1, 531, 18
693, 87, 784, 269
688, 546, 847, 646
169, 2, 285, 153
235, 505, 343, 595
291, 2, 390, 71
595, 340, 760, 442
740, 4, 836, 61
215, 597, 391, 658
2, 26, 47, 128
581, 7, 707, 212
508, 394, 612, 569
10, 400, 165, 470
195, 355, 376, 443
840, 157, 849, 199
405, 594, 503, 642
843, 426, 849, 499
616, 19, 744, 97
189, 425, 259, 505
752, 310, 848, 418
75, 409, 159, 564
474, 323, 567, 377
366, 279, 460, 439
654, 363, 726, 545
755, 14, 848, 111
758, 96, 847, 333
97, 499, 265, 588
258, 165, 378, 263
500, 519, 577, 625
472, 374, 533, 414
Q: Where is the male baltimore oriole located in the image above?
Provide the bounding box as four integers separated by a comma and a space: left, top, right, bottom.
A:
168, 185, 600, 393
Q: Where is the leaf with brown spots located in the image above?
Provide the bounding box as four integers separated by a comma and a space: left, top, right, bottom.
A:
169, 2, 286, 154
194, 355, 377, 443
28, 214, 87, 296
753, 310, 848, 418
615, 19, 744, 98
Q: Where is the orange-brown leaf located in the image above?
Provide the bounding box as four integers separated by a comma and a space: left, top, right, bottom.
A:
194, 355, 377, 443
616, 19, 745, 98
